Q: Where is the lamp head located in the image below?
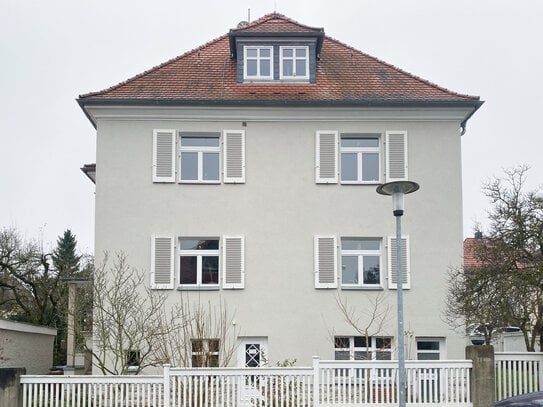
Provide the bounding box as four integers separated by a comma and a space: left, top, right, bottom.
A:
376, 181, 420, 216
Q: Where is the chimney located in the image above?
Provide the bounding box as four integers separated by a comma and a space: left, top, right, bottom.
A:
474, 231, 483, 240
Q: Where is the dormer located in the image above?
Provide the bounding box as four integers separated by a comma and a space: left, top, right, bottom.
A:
228, 14, 324, 84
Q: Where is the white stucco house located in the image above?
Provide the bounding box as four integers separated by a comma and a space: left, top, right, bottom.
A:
78, 13, 482, 370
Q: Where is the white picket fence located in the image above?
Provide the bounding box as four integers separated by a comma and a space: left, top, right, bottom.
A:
495, 352, 543, 401
20, 357, 474, 407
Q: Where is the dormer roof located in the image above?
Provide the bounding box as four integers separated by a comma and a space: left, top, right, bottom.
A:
228, 13, 325, 58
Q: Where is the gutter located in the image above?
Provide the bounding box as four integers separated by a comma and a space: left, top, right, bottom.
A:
77, 97, 484, 129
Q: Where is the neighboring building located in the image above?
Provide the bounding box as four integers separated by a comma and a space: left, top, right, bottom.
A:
0, 319, 57, 374
463, 233, 527, 351
78, 13, 482, 370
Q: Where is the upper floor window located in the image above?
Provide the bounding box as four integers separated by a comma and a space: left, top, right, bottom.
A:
280, 46, 309, 80
341, 238, 382, 288
180, 133, 220, 183
314, 234, 409, 290
340, 133, 380, 184
244, 46, 273, 80
151, 235, 245, 290
179, 238, 219, 288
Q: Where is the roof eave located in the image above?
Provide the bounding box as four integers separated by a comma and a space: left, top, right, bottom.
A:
77, 97, 483, 127
77, 97, 98, 128
78, 97, 483, 109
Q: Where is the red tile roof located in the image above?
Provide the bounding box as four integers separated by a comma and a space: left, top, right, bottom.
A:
79, 13, 481, 106
231, 13, 323, 34
463, 237, 482, 269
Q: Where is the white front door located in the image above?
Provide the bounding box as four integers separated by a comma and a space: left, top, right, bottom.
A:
237, 337, 268, 367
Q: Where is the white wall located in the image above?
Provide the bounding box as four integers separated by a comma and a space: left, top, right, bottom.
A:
90, 105, 470, 367
0, 319, 56, 374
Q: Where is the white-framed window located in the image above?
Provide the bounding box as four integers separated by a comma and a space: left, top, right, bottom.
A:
340, 133, 380, 183
179, 238, 220, 288
315, 130, 407, 185
334, 336, 392, 360
126, 350, 140, 372
341, 238, 382, 288
192, 338, 220, 367
416, 338, 444, 360
150, 235, 245, 290
153, 130, 245, 185
244, 46, 273, 80
280, 46, 309, 80
179, 132, 220, 183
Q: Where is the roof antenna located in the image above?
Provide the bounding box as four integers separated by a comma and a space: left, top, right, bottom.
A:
248, 8, 250, 23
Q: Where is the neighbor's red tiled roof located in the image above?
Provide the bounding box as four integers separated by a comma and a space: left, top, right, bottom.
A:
463, 237, 482, 268
79, 13, 480, 104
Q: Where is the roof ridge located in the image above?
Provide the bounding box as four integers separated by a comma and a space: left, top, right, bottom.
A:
324, 34, 479, 101
233, 12, 322, 32
79, 32, 230, 99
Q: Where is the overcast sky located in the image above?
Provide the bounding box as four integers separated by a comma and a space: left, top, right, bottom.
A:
1, 0, 542, 253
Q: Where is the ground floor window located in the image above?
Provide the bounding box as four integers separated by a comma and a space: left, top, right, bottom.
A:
191, 338, 220, 367
126, 350, 140, 371
334, 336, 392, 360
416, 337, 444, 360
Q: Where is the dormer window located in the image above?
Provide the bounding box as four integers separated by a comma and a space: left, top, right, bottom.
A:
280, 46, 309, 80
244, 46, 273, 80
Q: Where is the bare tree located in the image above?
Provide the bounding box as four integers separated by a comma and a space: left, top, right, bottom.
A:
89, 252, 241, 373
153, 298, 240, 367
334, 292, 392, 358
445, 165, 543, 350
0, 228, 62, 325
445, 256, 510, 345
89, 252, 186, 374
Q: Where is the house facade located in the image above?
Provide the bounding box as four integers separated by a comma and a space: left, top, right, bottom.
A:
78, 13, 482, 370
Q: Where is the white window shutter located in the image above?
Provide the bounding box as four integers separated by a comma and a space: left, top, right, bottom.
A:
387, 236, 410, 289
314, 235, 338, 288
150, 235, 175, 289
386, 131, 408, 182
315, 131, 338, 183
152, 130, 176, 183
223, 236, 245, 289
223, 130, 246, 183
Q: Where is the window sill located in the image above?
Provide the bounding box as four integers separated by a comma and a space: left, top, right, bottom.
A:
340, 181, 381, 185
341, 286, 384, 291
177, 285, 220, 291
242, 78, 274, 83
179, 181, 221, 185
241, 79, 311, 84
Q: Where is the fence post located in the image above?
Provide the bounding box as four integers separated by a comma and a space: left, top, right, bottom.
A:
312, 356, 320, 407
163, 364, 170, 407
0, 368, 26, 407
466, 345, 495, 407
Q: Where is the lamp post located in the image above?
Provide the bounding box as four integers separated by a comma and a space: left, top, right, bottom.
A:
376, 180, 419, 407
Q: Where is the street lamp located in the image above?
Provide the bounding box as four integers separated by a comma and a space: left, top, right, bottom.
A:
376, 180, 420, 407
